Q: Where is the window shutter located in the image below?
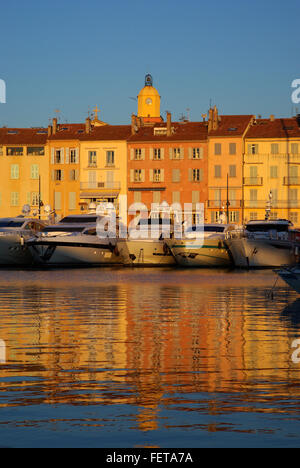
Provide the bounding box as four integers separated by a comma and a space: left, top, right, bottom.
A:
51, 170, 55, 181
149, 148, 154, 160
149, 169, 154, 182
161, 148, 165, 160
27, 192, 31, 205
189, 148, 193, 159
75, 148, 79, 164
75, 169, 79, 181
141, 149, 146, 160
61, 170, 65, 181
161, 169, 165, 182
60, 148, 64, 164
65, 148, 69, 164
130, 169, 134, 183
188, 168, 193, 182
169, 148, 173, 160
199, 147, 204, 159
180, 147, 184, 159
199, 168, 203, 181
130, 149, 134, 160
141, 169, 145, 182
69, 192, 76, 210
51, 148, 55, 164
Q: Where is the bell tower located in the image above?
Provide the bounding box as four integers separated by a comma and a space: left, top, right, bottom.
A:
137, 74, 162, 123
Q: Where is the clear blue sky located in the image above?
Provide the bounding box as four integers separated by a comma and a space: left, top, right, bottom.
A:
0, 0, 299, 127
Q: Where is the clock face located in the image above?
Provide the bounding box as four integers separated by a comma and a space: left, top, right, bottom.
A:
146, 98, 152, 105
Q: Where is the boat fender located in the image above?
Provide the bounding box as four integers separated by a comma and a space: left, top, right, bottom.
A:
20, 236, 25, 246
218, 241, 223, 250
114, 245, 120, 257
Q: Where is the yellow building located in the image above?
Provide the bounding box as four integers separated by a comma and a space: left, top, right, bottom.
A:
48, 119, 83, 219
244, 116, 300, 227
207, 108, 253, 224
79, 122, 131, 214
0, 127, 50, 219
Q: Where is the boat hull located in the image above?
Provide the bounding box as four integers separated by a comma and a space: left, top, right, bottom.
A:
227, 238, 297, 268
278, 268, 300, 294
0, 235, 34, 266
117, 239, 176, 266
27, 237, 122, 266
167, 238, 232, 267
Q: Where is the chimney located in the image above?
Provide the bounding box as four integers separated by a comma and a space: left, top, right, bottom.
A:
208, 108, 214, 132
167, 112, 172, 136
48, 125, 52, 137
85, 117, 91, 134
212, 105, 219, 130
131, 114, 137, 135
52, 118, 57, 135
270, 114, 275, 122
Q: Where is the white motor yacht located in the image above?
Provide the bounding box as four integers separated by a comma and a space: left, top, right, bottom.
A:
277, 265, 300, 294
226, 219, 298, 268
0, 217, 46, 266
27, 214, 122, 266
117, 218, 176, 266
166, 224, 237, 267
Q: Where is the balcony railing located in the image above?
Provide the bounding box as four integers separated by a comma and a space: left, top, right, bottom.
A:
80, 182, 121, 190
243, 177, 264, 186
207, 200, 243, 208
283, 177, 300, 186
244, 200, 300, 209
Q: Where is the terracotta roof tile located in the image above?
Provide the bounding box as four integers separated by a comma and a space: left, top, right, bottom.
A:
246, 117, 300, 139
208, 115, 253, 137
128, 121, 208, 142
0, 128, 48, 145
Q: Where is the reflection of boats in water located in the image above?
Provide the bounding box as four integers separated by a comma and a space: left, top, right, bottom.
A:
0, 217, 46, 266
281, 299, 300, 327
27, 214, 122, 266
277, 265, 300, 294
117, 218, 176, 266
166, 224, 237, 267
226, 219, 299, 268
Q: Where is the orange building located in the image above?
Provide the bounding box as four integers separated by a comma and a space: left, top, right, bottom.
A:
207, 108, 254, 224
127, 112, 208, 221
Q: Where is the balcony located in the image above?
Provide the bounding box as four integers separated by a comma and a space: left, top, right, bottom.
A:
283, 177, 300, 186
243, 177, 263, 186
207, 200, 243, 208
244, 200, 300, 209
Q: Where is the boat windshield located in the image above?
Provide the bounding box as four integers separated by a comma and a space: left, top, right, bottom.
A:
138, 219, 171, 227
0, 220, 25, 228
42, 226, 85, 233
246, 224, 290, 233
59, 216, 98, 224
186, 225, 225, 233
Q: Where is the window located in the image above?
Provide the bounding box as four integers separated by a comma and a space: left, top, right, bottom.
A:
248, 144, 259, 155
172, 191, 180, 204
7, 147, 23, 156
270, 212, 278, 220
11, 192, 19, 207
214, 143, 221, 155
291, 143, 299, 155
27, 147, 44, 156
134, 169, 142, 182
11, 164, 19, 179
54, 192, 61, 210
54, 169, 62, 181
134, 149, 142, 160
192, 169, 203, 182
153, 191, 161, 204
106, 151, 115, 166
289, 189, 298, 207
271, 143, 279, 155
192, 148, 203, 159
229, 211, 239, 223
55, 150, 62, 164
270, 166, 278, 178
192, 191, 200, 204
69, 169, 78, 181
88, 151, 97, 167
31, 164, 39, 180
173, 148, 181, 159
229, 165, 236, 178
153, 169, 161, 182
214, 189, 222, 207
70, 149, 77, 163
69, 192, 76, 211
154, 148, 161, 160
172, 169, 180, 183
30, 192, 40, 206
229, 189, 236, 207
214, 165, 222, 178
250, 166, 258, 181
229, 143, 236, 155
250, 189, 258, 207
0, 146, 3, 156
250, 212, 258, 221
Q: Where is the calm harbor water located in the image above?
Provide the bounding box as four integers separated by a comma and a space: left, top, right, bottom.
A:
0, 267, 300, 448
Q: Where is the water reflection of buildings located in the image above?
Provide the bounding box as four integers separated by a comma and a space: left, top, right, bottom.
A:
0, 275, 300, 432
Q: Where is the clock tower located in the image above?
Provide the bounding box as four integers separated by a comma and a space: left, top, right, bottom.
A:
137, 74, 162, 123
